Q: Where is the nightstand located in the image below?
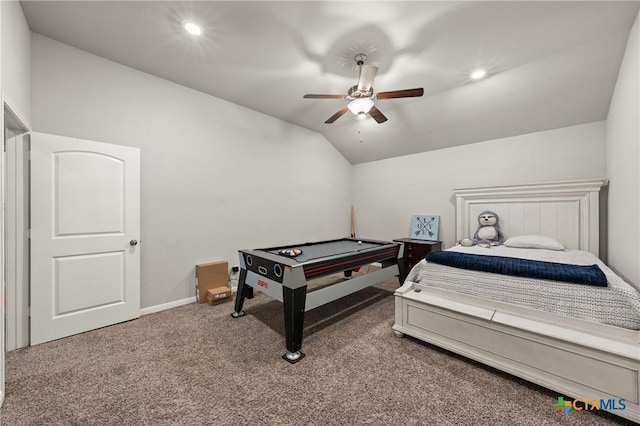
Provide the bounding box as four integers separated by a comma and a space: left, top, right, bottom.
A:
393, 238, 442, 279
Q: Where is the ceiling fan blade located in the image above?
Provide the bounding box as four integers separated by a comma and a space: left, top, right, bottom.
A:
357, 65, 378, 92
325, 106, 349, 124
376, 88, 424, 99
303, 94, 346, 99
369, 105, 388, 124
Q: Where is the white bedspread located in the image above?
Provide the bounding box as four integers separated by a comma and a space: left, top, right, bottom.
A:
406, 245, 640, 330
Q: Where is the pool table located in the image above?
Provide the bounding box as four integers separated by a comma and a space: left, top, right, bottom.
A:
231, 237, 404, 363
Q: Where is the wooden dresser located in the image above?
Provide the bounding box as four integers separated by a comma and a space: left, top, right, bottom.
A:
393, 238, 442, 277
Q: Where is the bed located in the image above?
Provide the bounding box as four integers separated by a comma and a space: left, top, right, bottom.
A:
392, 179, 640, 423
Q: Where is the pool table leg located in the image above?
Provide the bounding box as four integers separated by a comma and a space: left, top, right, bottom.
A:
231, 268, 253, 318
282, 285, 307, 364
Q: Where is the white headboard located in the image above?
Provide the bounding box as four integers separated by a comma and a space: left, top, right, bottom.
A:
454, 179, 608, 256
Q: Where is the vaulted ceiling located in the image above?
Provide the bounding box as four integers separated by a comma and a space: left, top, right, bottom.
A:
21, 1, 639, 164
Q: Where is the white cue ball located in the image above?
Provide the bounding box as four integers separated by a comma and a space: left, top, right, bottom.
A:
357, 241, 362, 245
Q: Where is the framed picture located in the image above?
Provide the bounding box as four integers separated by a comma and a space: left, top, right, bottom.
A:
410, 215, 439, 241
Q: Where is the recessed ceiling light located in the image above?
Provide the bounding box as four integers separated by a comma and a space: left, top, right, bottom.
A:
184, 22, 202, 36
470, 69, 487, 80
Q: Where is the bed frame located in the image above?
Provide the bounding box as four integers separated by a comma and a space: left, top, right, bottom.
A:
393, 179, 640, 423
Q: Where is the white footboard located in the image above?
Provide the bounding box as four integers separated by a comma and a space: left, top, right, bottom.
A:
393, 284, 640, 423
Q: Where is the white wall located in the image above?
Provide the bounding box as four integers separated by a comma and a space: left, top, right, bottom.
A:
1, 0, 30, 125
607, 11, 639, 289
31, 34, 352, 308
352, 121, 606, 249
0, 0, 4, 407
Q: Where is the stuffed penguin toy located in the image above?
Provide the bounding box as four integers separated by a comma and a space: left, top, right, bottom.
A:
460, 211, 504, 248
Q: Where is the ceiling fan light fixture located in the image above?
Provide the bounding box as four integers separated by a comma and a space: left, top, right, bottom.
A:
304, 53, 422, 124
348, 98, 374, 115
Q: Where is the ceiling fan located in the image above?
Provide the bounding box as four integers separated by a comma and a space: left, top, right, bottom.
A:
303, 53, 424, 124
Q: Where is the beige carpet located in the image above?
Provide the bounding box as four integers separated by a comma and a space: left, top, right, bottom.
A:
1, 270, 633, 425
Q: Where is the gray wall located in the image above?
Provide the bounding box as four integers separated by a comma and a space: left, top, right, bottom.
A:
20, 7, 640, 307
1, 0, 31, 125
351, 121, 607, 249
31, 34, 353, 308
607, 10, 640, 290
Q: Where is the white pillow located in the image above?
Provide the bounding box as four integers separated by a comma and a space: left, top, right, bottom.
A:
504, 235, 565, 251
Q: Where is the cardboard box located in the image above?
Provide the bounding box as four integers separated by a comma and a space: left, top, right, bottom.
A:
206, 287, 233, 305
196, 260, 228, 303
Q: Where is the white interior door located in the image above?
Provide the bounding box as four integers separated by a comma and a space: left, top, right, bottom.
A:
30, 132, 140, 345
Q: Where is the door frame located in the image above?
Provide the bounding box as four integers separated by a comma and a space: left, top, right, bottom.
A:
1, 96, 33, 408
4, 99, 30, 351
3, 98, 31, 355
2, 94, 32, 407
0, 94, 4, 408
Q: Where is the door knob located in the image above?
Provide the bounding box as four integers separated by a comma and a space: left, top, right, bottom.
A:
130, 239, 138, 246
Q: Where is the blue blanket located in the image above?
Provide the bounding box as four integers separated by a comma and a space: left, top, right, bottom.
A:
425, 251, 608, 287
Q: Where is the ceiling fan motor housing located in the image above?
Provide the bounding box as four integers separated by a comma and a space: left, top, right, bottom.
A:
348, 85, 373, 99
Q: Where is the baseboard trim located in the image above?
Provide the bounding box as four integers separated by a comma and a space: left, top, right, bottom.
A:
140, 296, 196, 316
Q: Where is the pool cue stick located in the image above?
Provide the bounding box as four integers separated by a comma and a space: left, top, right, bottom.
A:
350, 206, 356, 238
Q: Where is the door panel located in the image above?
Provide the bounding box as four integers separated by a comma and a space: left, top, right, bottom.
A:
30, 132, 140, 345
55, 251, 125, 314
56, 152, 125, 235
